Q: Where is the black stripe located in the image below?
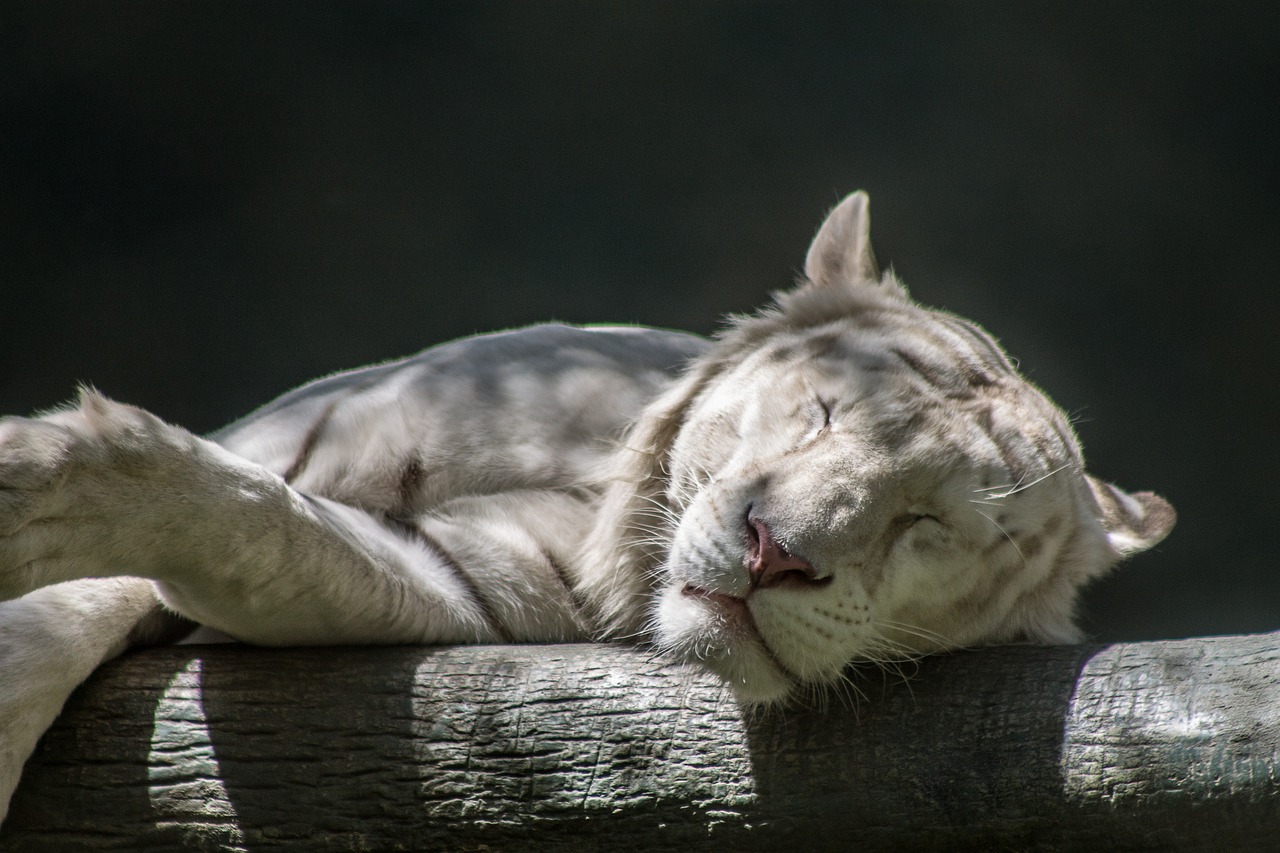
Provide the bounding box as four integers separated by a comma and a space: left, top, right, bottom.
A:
282, 397, 341, 484
974, 402, 1029, 485
889, 345, 951, 391
283, 377, 384, 485
919, 320, 1000, 389
396, 456, 426, 517
890, 341, 986, 401
935, 314, 1013, 377
542, 549, 591, 616
387, 517, 515, 643
1050, 415, 1082, 463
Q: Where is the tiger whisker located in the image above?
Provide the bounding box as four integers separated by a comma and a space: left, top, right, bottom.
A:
972, 463, 1071, 501
873, 618, 951, 649
974, 508, 1027, 567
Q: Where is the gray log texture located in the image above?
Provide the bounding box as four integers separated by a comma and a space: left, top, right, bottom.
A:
3, 634, 1280, 852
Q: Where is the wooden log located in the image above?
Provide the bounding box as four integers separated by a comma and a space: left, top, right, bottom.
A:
3, 634, 1280, 851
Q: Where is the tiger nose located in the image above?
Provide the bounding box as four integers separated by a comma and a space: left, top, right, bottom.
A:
746, 516, 821, 589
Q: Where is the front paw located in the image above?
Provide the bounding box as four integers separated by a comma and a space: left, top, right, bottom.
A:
0, 391, 192, 599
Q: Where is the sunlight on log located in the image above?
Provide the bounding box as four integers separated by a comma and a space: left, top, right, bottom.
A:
4, 636, 1280, 851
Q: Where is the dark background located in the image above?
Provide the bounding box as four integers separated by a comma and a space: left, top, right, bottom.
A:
2, 3, 1276, 642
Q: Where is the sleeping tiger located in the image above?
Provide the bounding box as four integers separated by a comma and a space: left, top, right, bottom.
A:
0, 191, 1173, 821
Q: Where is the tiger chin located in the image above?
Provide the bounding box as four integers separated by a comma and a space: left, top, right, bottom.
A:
576, 191, 1175, 706
0, 191, 1173, 822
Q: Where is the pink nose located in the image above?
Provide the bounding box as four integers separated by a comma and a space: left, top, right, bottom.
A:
746, 516, 821, 589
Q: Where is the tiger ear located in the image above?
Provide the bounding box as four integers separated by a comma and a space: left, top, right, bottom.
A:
1086, 475, 1177, 558
804, 190, 882, 286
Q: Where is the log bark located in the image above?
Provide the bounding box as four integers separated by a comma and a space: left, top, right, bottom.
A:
3, 634, 1280, 851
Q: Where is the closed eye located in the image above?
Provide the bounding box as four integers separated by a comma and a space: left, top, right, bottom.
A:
892, 512, 941, 531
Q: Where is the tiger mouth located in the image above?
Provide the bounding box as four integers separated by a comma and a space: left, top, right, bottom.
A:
680, 583, 749, 618
679, 584, 800, 685
679, 584, 760, 646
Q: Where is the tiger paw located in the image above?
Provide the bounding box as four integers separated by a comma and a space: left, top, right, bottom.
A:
0, 391, 199, 600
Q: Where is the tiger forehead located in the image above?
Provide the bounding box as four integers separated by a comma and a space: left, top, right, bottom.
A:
761, 313, 1017, 393
761, 329, 892, 372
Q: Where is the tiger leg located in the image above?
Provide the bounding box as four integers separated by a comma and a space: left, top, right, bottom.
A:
0, 577, 188, 823
0, 392, 592, 646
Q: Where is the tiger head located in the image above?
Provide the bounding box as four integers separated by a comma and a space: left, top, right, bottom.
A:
583, 191, 1175, 705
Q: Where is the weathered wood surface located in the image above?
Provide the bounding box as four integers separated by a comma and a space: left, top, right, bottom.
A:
3, 634, 1280, 852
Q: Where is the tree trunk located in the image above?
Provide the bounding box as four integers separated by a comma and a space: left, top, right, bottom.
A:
3, 634, 1280, 851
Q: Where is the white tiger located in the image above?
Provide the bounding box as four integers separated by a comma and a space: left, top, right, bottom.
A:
0, 192, 1174, 822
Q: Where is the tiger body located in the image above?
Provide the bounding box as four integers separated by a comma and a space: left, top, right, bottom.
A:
199, 323, 707, 645
0, 192, 1174, 823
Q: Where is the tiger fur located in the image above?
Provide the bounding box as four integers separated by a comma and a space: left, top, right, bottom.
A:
0, 192, 1174, 822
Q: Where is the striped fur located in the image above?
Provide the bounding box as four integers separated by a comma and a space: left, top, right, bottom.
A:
0, 192, 1174, 821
